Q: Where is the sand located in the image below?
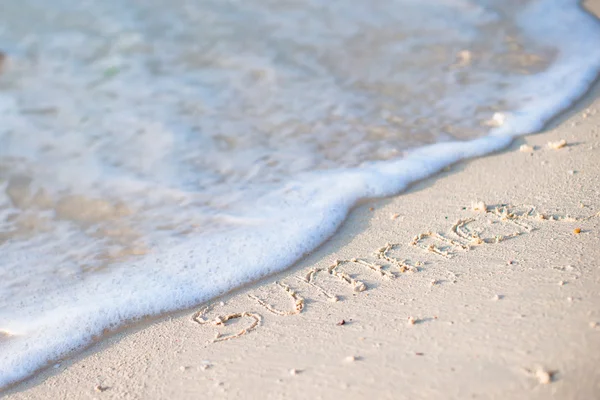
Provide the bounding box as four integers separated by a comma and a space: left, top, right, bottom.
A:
4, 2, 600, 399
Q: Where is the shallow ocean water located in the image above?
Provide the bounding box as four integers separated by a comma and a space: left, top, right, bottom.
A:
1, 0, 599, 388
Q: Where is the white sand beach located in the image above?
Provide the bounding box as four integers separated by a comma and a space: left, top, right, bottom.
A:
2, 1, 600, 399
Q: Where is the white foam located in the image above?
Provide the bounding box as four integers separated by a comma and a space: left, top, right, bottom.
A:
1, 0, 600, 388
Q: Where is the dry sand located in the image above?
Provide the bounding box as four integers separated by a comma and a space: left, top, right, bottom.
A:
4, 3, 600, 399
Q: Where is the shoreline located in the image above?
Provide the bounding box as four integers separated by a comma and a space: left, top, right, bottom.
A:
4, 74, 600, 399
3, 1, 600, 397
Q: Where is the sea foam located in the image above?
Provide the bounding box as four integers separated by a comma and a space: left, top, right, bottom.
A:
1, 0, 600, 388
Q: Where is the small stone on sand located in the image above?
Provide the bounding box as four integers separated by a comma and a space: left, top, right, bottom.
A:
547, 139, 567, 150
200, 360, 212, 370
471, 201, 487, 212
534, 368, 554, 384
94, 385, 109, 393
